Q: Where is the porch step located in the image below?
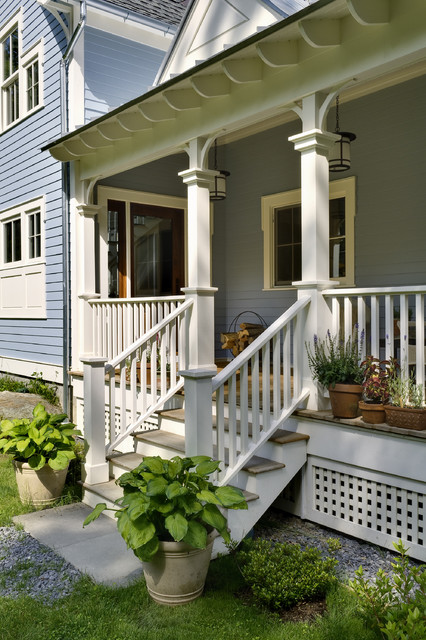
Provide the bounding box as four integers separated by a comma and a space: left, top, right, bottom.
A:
133, 430, 286, 475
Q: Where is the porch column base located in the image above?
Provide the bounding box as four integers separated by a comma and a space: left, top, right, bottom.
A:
179, 368, 216, 458
81, 355, 109, 485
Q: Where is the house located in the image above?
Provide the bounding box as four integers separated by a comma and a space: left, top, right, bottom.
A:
7, 0, 426, 559
0, 0, 187, 414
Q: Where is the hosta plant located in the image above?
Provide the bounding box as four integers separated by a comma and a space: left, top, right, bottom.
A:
83, 455, 247, 561
0, 402, 81, 470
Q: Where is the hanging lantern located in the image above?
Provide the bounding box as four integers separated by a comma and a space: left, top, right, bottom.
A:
210, 139, 230, 201
329, 95, 356, 172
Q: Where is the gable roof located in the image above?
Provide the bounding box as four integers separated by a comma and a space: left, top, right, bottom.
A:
102, 0, 190, 26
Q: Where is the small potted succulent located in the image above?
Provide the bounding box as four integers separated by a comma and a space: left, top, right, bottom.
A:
359, 356, 399, 424
385, 374, 426, 430
306, 328, 364, 418
83, 454, 247, 605
0, 403, 81, 505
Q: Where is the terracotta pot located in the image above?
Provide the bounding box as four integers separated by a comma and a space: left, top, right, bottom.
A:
384, 405, 426, 431
359, 401, 386, 424
13, 460, 68, 506
142, 530, 217, 605
329, 383, 363, 418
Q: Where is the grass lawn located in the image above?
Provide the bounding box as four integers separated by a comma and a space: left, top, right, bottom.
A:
0, 456, 378, 640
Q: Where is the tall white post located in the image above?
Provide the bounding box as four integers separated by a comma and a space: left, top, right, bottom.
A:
179, 138, 218, 458
76, 203, 101, 358
289, 94, 339, 409
80, 356, 109, 485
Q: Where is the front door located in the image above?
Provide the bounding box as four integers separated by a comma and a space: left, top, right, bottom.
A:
107, 200, 185, 298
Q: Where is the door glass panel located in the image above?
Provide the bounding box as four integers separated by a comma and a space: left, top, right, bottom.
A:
133, 215, 173, 297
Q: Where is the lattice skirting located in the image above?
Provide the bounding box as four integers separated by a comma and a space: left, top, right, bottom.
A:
280, 456, 426, 562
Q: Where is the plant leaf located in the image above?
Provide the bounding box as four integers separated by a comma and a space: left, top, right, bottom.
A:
133, 535, 159, 562
166, 458, 182, 479
183, 520, 208, 549
215, 486, 248, 509
48, 451, 69, 470
165, 512, 188, 542
196, 459, 221, 477
146, 476, 168, 496
201, 503, 227, 533
126, 493, 150, 521
16, 438, 30, 453
165, 481, 187, 500
83, 503, 107, 526
142, 457, 166, 475
27, 453, 46, 470
197, 489, 220, 504
127, 515, 156, 550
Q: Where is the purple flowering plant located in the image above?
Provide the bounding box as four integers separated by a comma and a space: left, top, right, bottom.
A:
306, 327, 364, 388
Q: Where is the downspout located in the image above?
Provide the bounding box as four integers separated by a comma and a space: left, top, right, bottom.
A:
60, 0, 86, 416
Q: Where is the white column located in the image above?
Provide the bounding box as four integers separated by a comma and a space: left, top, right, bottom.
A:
179, 141, 218, 457
77, 204, 101, 357
289, 96, 340, 409
80, 356, 109, 485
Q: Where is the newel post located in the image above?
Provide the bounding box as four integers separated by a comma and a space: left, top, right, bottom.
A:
179, 139, 218, 458
80, 355, 109, 485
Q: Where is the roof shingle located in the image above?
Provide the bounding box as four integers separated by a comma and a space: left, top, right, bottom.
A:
102, 0, 190, 27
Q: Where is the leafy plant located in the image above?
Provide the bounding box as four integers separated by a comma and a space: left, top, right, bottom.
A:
361, 356, 399, 404
27, 371, 59, 406
306, 327, 364, 388
83, 455, 247, 562
388, 374, 424, 408
349, 539, 426, 640
237, 538, 338, 611
0, 403, 81, 470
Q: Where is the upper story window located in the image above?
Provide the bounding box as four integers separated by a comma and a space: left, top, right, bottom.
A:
262, 176, 356, 289
0, 11, 43, 131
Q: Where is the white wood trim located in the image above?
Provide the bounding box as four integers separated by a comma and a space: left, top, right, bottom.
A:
0, 355, 62, 383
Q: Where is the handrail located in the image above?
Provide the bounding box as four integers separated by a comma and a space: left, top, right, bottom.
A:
212, 295, 311, 486
106, 298, 193, 454
323, 285, 426, 296
89, 295, 186, 305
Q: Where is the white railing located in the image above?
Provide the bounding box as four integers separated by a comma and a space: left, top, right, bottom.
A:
211, 296, 311, 486
323, 285, 426, 386
105, 298, 193, 454
89, 296, 186, 360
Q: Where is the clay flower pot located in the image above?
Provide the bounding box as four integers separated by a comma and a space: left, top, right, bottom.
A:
359, 401, 386, 424
329, 383, 363, 418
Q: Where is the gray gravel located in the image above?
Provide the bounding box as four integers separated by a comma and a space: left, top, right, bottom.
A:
1, 510, 422, 603
0, 526, 82, 602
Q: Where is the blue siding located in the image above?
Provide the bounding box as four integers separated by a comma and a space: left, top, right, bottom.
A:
84, 27, 165, 122
0, 0, 66, 367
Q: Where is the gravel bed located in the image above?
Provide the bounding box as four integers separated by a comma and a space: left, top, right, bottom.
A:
1, 511, 422, 603
0, 527, 82, 602
255, 509, 421, 584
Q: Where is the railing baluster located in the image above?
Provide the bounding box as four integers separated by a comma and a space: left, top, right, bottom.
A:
251, 352, 260, 443
357, 296, 367, 358
109, 371, 116, 443
384, 295, 394, 360
283, 324, 291, 409
344, 296, 353, 342
261, 342, 270, 431
228, 375, 237, 469
215, 386, 226, 481
272, 333, 281, 420
371, 295, 380, 357
239, 361, 249, 453
120, 362, 126, 437
415, 293, 425, 387
400, 294, 410, 377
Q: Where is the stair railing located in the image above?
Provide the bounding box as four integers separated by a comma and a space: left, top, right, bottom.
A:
105, 298, 193, 454
212, 296, 311, 485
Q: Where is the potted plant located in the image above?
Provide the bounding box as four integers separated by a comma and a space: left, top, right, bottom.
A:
83, 454, 248, 605
0, 403, 81, 505
306, 328, 364, 418
359, 356, 399, 424
384, 374, 426, 430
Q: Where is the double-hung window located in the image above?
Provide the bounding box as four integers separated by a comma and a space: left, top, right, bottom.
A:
0, 197, 46, 318
0, 11, 43, 131
262, 176, 356, 289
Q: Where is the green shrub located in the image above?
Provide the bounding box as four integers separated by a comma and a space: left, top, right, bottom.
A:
237, 538, 338, 611
349, 539, 426, 640
0, 375, 24, 393
26, 371, 59, 406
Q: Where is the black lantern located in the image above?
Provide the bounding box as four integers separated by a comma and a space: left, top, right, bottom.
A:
210, 139, 230, 201
329, 95, 356, 172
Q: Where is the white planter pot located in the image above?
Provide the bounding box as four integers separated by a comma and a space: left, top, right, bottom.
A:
142, 530, 217, 605
13, 460, 68, 506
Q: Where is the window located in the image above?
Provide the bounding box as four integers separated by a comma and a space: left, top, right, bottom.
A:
262, 176, 355, 289
0, 197, 46, 318
0, 12, 43, 130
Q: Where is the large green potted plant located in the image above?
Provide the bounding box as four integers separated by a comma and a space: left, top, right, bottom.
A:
0, 402, 81, 505
83, 454, 247, 605
306, 328, 364, 418
385, 374, 426, 430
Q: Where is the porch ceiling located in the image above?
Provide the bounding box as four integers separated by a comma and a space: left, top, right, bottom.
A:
44, 0, 426, 181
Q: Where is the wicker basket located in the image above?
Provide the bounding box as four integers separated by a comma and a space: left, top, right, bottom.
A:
384, 405, 426, 431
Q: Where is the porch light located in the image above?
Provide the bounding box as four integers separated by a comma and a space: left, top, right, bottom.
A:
210, 139, 230, 201
329, 95, 356, 172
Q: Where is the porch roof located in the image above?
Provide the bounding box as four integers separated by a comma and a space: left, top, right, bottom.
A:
44, 0, 426, 181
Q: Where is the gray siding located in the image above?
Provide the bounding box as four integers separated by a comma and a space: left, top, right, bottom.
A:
0, 0, 66, 367
84, 27, 165, 122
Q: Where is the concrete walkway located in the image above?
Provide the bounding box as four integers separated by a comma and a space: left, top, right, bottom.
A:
14, 502, 143, 587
